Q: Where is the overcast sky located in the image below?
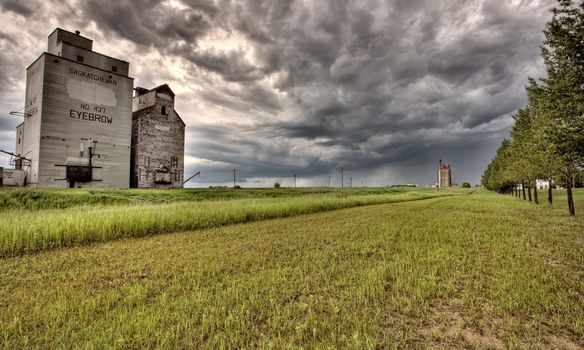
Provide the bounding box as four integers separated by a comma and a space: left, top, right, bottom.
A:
0, 0, 554, 187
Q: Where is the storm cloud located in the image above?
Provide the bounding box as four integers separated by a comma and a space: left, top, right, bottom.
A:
0, 0, 554, 186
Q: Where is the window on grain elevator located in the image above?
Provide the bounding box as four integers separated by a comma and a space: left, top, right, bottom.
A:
161, 105, 167, 116
77, 55, 84, 62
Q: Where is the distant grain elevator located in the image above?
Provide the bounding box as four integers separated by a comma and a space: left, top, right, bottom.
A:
131, 85, 185, 188
437, 160, 452, 188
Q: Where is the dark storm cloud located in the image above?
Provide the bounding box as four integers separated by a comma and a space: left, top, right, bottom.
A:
199, 83, 282, 113
179, 48, 267, 82
84, 0, 278, 83
84, 0, 217, 48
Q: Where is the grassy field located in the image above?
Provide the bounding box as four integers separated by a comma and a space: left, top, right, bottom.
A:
0, 187, 462, 258
0, 186, 432, 211
0, 189, 582, 349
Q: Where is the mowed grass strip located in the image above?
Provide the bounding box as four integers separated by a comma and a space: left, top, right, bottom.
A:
0, 189, 461, 258
0, 190, 582, 349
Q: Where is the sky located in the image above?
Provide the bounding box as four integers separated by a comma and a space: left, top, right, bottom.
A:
0, 0, 555, 187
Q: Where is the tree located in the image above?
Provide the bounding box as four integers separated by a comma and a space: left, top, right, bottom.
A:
482, 139, 515, 193
527, 79, 561, 205
539, 0, 584, 215
482, 0, 583, 215
273, 182, 280, 188
461, 182, 471, 188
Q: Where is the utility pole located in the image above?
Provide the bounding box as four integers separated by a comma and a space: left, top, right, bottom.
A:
232, 169, 238, 188
293, 174, 297, 188
328, 176, 331, 188
341, 168, 344, 188
349, 177, 352, 188
437, 159, 441, 191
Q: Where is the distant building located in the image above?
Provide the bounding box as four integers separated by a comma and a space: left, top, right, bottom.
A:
131, 84, 185, 188
437, 160, 452, 188
515, 180, 553, 190
536, 179, 547, 189
14, 28, 134, 187
536, 179, 552, 189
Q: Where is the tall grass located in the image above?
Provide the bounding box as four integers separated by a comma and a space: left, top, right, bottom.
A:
0, 187, 429, 211
0, 190, 460, 258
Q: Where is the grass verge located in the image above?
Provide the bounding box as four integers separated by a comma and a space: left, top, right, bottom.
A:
0, 186, 436, 211
0, 189, 461, 258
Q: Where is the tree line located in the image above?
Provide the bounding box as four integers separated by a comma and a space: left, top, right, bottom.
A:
481, 0, 584, 216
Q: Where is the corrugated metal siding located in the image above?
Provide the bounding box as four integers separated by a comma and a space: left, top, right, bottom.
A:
23, 56, 45, 185
59, 43, 129, 75
37, 55, 133, 188
132, 90, 156, 112
15, 124, 24, 158
48, 29, 93, 54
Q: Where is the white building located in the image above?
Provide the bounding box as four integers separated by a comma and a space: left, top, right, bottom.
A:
536, 179, 552, 189
15, 28, 134, 187
516, 179, 553, 190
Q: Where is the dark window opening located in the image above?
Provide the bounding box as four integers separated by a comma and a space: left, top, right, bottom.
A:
66, 165, 91, 182
112, 66, 117, 72
77, 55, 84, 62
18, 138, 21, 144
161, 106, 167, 116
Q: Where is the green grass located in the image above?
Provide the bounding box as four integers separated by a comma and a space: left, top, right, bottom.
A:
0, 189, 582, 348
0, 186, 434, 211
0, 188, 462, 258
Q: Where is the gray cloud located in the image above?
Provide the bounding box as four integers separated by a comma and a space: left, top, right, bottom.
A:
0, 0, 555, 186
85, 0, 217, 48
0, 0, 34, 17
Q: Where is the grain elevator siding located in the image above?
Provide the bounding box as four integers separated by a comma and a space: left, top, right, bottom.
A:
38, 54, 133, 187
23, 56, 45, 185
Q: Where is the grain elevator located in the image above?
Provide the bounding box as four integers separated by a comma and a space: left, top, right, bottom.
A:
7, 28, 186, 189
15, 28, 134, 187
131, 84, 185, 188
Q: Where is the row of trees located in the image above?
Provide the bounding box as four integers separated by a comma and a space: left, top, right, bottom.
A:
482, 0, 584, 216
